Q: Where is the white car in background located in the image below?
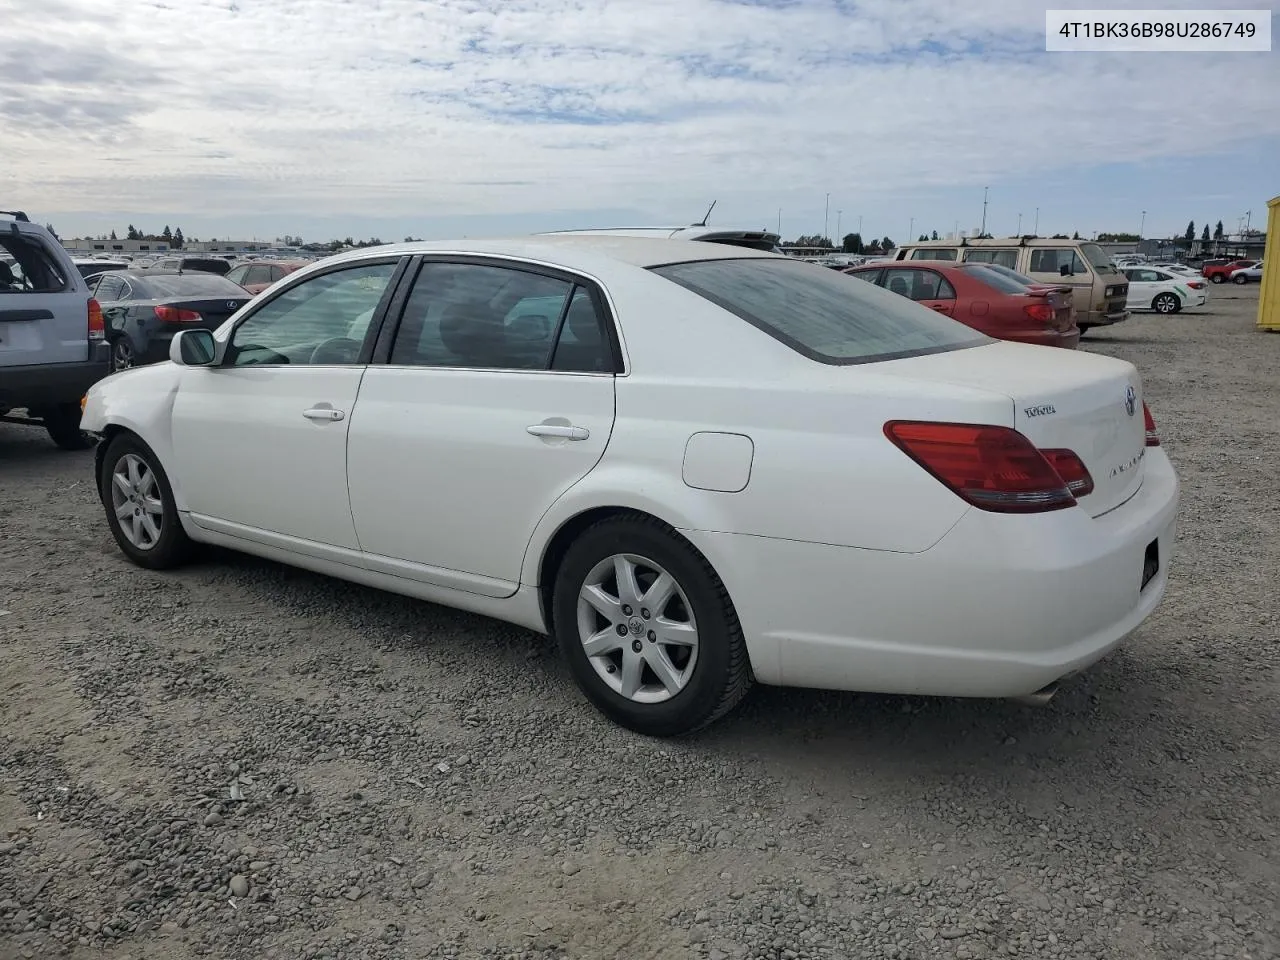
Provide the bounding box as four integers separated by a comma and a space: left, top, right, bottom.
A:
1231, 261, 1263, 284
1151, 263, 1201, 279
1121, 266, 1209, 314
80, 236, 1179, 736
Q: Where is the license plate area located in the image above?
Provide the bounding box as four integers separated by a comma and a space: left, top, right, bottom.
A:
1140, 538, 1159, 591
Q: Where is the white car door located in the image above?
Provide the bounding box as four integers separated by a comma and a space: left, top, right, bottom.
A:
346, 259, 618, 597
170, 258, 405, 555
1123, 269, 1155, 309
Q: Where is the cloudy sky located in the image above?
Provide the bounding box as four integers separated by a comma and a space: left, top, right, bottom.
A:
3, 0, 1277, 244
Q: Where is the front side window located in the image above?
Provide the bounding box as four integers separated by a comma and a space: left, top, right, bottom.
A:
390, 261, 594, 371
226, 265, 250, 285
883, 268, 955, 301
652, 257, 987, 366
1029, 248, 1090, 277
245, 265, 273, 286
228, 261, 398, 366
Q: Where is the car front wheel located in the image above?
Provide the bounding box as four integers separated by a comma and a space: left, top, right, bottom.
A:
99, 434, 193, 569
552, 515, 752, 736
1152, 292, 1180, 314
1233, 274, 1248, 284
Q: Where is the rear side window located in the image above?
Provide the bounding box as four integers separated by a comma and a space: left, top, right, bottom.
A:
0, 234, 68, 293
140, 275, 248, 297
652, 258, 988, 365
963, 249, 1018, 269
908, 248, 958, 261
1030, 248, 1090, 276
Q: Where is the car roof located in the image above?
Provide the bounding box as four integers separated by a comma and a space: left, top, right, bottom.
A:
318, 235, 779, 273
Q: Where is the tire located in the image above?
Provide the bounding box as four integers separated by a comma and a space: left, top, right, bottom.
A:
110, 336, 137, 371
551, 514, 752, 736
1210, 274, 1225, 284
1233, 274, 1248, 285
98, 433, 193, 569
1152, 292, 1180, 314
43, 403, 95, 451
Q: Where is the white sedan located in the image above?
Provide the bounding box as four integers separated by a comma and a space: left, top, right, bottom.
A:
81, 237, 1179, 736
1121, 267, 1209, 313
1231, 261, 1264, 283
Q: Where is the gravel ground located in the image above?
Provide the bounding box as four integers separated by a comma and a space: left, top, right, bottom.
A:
2, 286, 1277, 960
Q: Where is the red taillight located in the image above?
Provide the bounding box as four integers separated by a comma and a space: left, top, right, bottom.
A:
1040, 449, 1095, 497
1024, 302, 1056, 323
1186, 280, 1206, 289
87, 298, 105, 340
883, 421, 1076, 513
154, 305, 203, 323
1143, 402, 1160, 446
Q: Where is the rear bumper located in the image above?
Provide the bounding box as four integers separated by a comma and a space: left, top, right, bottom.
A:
1008, 327, 1081, 349
1085, 309, 1129, 327
685, 449, 1179, 697
0, 341, 111, 410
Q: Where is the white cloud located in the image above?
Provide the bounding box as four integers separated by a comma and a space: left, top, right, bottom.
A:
2, 0, 1277, 231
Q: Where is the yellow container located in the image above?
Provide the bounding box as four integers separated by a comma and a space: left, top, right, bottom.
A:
1258, 195, 1280, 331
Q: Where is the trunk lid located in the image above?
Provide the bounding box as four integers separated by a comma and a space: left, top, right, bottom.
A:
879, 341, 1147, 517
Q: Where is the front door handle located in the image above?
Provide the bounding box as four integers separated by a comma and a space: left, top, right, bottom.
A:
303, 407, 345, 422
527, 423, 589, 441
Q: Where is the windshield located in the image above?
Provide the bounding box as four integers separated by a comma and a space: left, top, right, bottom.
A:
1080, 243, 1117, 273
137, 274, 248, 298
651, 258, 989, 365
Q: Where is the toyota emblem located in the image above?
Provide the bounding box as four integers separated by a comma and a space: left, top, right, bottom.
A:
1124, 385, 1137, 417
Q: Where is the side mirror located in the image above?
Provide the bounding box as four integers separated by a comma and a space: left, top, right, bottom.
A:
170, 329, 217, 366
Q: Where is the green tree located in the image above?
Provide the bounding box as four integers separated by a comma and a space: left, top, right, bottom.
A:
1201, 224, 1210, 241
126, 224, 139, 240
841, 232, 863, 253
109, 229, 117, 240
930, 230, 939, 240
1184, 220, 1195, 242
1214, 220, 1224, 240
162, 225, 172, 241
918, 233, 928, 242
1072, 231, 1081, 240
881, 236, 894, 251
173, 227, 184, 249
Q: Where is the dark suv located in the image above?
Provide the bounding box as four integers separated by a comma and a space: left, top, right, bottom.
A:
1, 211, 111, 448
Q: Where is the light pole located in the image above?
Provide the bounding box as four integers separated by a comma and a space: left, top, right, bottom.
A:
858, 214, 863, 238
908, 217, 914, 241
980, 186, 989, 237
837, 210, 842, 242
1139, 210, 1146, 239
1017, 212, 1022, 236
1034, 207, 1040, 235
824, 193, 830, 245
777, 208, 781, 235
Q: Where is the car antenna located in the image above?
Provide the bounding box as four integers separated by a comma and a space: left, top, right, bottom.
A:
693, 200, 717, 227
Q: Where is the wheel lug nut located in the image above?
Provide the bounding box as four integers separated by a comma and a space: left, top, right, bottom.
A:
631, 640, 642, 653
605, 664, 616, 674
615, 624, 627, 636
647, 631, 656, 642
641, 608, 650, 619
621, 604, 632, 616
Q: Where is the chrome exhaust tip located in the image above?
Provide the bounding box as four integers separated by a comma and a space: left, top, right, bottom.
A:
1010, 680, 1059, 706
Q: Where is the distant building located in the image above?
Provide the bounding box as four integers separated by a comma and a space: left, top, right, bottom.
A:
183, 240, 272, 254
66, 238, 172, 254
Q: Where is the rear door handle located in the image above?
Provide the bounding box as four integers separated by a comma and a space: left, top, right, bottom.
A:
303, 407, 345, 422
527, 423, 589, 441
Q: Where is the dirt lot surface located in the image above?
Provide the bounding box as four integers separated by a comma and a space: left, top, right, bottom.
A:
2, 286, 1277, 960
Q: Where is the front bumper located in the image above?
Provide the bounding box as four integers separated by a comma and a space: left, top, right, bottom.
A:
686, 448, 1179, 697
0, 341, 111, 410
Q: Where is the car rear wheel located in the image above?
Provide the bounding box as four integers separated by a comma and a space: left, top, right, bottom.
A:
551, 514, 751, 736
110, 337, 136, 371
99, 434, 193, 569
1210, 274, 1225, 284
42, 403, 95, 451
1152, 292, 1180, 314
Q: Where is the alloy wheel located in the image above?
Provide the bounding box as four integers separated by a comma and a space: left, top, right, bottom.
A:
112, 339, 135, 370
576, 554, 699, 704
110, 453, 164, 550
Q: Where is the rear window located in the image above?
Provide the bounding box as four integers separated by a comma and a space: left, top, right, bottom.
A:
959, 264, 1035, 294
651, 258, 989, 365
138, 274, 248, 298
0, 234, 68, 293
180, 258, 232, 275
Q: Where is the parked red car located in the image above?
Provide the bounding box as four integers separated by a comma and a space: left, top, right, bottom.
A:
843, 261, 1080, 348
225, 260, 308, 295
1201, 259, 1257, 284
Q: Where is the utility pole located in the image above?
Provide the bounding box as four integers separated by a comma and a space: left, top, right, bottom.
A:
777, 208, 781, 235
1017, 212, 1022, 236
1245, 210, 1252, 234
824, 193, 830, 245
1034, 207, 1039, 235
858, 214, 863, 238
1139, 210, 1146, 239
980, 187, 989, 237
908, 217, 914, 241
837, 210, 842, 241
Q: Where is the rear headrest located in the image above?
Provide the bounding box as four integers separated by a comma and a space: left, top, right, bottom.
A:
438, 301, 505, 364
